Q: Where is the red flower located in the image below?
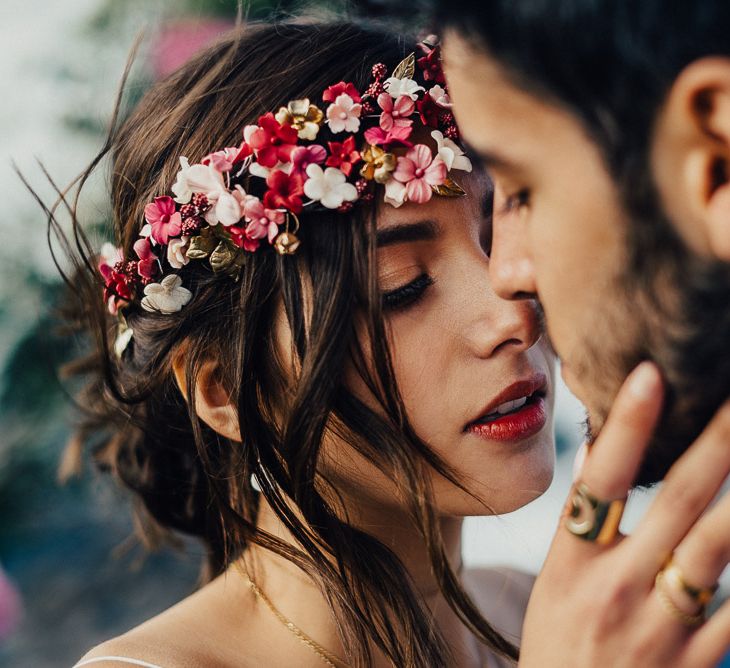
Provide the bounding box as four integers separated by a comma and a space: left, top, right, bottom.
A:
263, 169, 304, 214
416, 94, 441, 128
228, 225, 261, 252
325, 136, 361, 177
144, 196, 182, 245
363, 124, 413, 149
133, 238, 159, 281
244, 113, 299, 168
322, 81, 362, 104
417, 45, 446, 84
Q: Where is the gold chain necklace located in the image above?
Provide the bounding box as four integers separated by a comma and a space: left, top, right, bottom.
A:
244, 574, 351, 668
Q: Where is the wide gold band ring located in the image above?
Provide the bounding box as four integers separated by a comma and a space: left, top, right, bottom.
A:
564, 481, 626, 545
653, 556, 718, 627
654, 566, 714, 628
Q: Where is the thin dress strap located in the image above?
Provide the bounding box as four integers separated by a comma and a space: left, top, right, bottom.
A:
73, 656, 164, 668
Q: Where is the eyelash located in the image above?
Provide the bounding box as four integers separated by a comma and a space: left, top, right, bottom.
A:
382, 273, 435, 311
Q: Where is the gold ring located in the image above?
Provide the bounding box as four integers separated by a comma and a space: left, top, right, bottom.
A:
654, 568, 707, 628
661, 557, 719, 607
564, 481, 626, 545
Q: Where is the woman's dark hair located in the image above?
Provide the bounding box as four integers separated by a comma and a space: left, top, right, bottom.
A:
42, 20, 518, 667
433, 0, 730, 484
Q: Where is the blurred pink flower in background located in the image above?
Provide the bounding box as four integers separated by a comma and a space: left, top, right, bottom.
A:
150, 19, 234, 80
0, 565, 22, 641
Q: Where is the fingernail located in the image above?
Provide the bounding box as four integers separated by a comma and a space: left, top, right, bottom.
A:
628, 362, 660, 400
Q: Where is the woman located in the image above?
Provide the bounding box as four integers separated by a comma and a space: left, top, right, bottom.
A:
58, 21, 555, 667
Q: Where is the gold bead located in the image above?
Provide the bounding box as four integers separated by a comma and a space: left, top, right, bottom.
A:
274, 231, 301, 255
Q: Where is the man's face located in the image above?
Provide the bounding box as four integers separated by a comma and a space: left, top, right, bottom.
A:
443, 32, 647, 440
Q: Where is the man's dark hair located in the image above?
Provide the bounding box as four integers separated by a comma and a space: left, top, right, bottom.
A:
433, 0, 730, 484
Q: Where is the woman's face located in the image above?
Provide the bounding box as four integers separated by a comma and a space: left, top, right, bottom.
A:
325, 170, 556, 517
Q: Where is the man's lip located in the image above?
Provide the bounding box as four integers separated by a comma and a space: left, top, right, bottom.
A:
465, 373, 548, 429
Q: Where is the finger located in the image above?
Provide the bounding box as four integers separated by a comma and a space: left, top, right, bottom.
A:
579, 361, 664, 499
654, 485, 730, 609
685, 596, 730, 667
553, 362, 663, 556
627, 399, 730, 581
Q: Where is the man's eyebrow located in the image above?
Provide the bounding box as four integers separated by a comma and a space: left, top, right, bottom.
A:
376, 219, 439, 247
462, 140, 516, 170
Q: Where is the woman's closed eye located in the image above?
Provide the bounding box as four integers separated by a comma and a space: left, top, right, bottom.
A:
381, 273, 435, 312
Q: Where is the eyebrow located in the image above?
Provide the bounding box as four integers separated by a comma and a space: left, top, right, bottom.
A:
462, 139, 517, 171
376, 219, 440, 247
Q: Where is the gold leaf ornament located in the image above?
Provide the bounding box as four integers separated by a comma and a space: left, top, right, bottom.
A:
391, 53, 416, 80
432, 178, 466, 198
185, 234, 217, 259
209, 240, 240, 273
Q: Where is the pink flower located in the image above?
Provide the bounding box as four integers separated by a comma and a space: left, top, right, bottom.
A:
393, 144, 447, 204
290, 144, 327, 176
363, 124, 413, 149
326, 94, 362, 133
322, 81, 362, 103
325, 136, 361, 177
263, 169, 304, 214
150, 19, 233, 80
377, 93, 414, 131
243, 197, 285, 243
133, 238, 159, 280
202, 144, 250, 172
243, 113, 299, 168
144, 196, 182, 245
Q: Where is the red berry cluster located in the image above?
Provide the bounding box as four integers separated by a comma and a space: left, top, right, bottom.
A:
180, 195, 210, 235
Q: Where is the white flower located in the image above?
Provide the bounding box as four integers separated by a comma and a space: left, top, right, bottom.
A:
248, 161, 272, 179
139, 223, 155, 244
171, 156, 227, 205
114, 326, 134, 358
326, 93, 362, 134
100, 242, 123, 266
384, 77, 425, 101
141, 274, 193, 314
303, 164, 358, 209
430, 130, 472, 172
206, 189, 243, 227
428, 85, 452, 108
167, 236, 190, 269
383, 178, 407, 208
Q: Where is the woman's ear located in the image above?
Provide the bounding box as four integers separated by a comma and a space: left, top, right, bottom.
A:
652, 57, 730, 260
172, 350, 241, 442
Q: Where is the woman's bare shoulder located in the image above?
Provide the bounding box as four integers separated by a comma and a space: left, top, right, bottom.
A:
73, 574, 259, 668
461, 566, 536, 641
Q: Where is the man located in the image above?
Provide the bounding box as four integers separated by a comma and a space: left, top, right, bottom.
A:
421, 2, 730, 665
433, 1, 730, 487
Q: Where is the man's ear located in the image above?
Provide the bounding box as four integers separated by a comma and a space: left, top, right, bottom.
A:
652, 57, 730, 261
172, 350, 241, 442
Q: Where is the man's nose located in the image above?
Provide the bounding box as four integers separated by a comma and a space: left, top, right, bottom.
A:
489, 219, 537, 300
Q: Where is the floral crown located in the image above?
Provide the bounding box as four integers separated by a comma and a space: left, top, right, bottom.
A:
99, 39, 471, 333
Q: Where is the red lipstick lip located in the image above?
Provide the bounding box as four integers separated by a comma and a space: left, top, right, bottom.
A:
465, 373, 548, 431
465, 396, 548, 442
